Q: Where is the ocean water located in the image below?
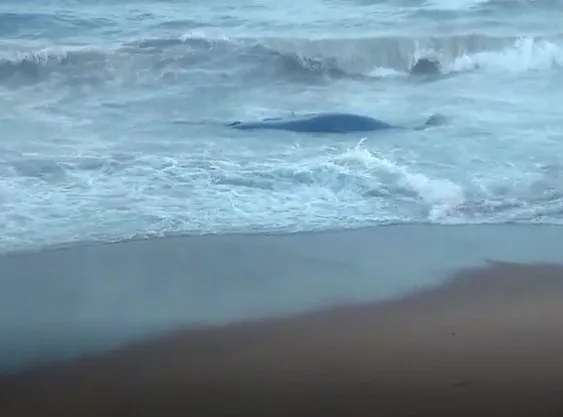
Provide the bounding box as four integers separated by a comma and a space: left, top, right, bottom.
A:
1, 0, 563, 251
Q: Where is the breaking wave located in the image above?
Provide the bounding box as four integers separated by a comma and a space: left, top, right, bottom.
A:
1, 32, 563, 86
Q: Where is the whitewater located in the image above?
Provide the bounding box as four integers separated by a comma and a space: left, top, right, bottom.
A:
1, 0, 563, 251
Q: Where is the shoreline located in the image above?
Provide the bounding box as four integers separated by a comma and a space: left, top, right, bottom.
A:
1, 224, 563, 375
2, 222, 563, 258
2, 260, 563, 416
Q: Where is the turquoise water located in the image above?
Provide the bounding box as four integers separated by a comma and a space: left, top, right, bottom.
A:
1, 0, 563, 250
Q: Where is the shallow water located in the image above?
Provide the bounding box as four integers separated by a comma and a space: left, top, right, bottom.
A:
1, 0, 563, 250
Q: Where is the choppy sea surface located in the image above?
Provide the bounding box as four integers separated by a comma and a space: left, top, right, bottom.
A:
2, 0, 563, 251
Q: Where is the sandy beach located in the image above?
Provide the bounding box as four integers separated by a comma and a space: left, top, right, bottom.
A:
2, 262, 563, 415
1, 225, 563, 416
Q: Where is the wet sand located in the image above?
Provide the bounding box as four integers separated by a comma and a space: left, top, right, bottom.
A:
2, 260, 563, 416
2, 224, 563, 375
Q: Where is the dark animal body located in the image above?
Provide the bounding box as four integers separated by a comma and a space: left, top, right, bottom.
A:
228, 112, 442, 134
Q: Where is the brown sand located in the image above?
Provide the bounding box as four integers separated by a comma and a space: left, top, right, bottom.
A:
2, 261, 563, 417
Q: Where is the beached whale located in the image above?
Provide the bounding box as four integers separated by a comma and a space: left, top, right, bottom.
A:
227, 112, 443, 134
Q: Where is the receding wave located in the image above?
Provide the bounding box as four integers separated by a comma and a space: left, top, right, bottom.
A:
209, 143, 563, 225
3, 141, 563, 251
1, 32, 563, 86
